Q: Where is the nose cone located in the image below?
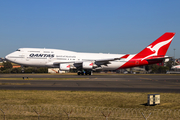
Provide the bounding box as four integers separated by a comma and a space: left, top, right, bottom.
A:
5, 54, 11, 61
5, 52, 15, 62
5, 54, 8, 58
5, 54, 9, 60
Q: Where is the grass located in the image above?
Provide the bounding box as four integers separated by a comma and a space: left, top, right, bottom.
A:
0, 90, 179, 109
0, 90, 179, 119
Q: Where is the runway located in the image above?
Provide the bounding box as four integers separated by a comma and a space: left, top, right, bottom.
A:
0, 74, 180, 93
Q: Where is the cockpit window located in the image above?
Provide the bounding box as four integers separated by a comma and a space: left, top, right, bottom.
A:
16, 49, 21, 51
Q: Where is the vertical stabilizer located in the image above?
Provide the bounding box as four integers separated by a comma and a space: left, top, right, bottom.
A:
118, 32, 175, 69
135, 32, 175, 60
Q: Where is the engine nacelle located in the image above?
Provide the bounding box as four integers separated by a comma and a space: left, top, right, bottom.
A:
82, 62, 93, 69
59, 64, 70, 71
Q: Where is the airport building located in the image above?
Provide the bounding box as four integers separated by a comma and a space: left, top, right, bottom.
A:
48, 68, 66, 74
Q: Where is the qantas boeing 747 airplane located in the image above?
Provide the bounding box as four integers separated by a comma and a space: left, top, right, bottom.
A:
5, 32, 175, 75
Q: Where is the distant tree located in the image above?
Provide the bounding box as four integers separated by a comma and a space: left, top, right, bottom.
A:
0, 67, 3, 71
147, 64, 169, 73
165, 60, 173, 70
24, 67, 48, 73
158, 66, 169, 73
1, 61, 12, 70
24, 67, 36, 73
2, 69, 11, 73
37, 67, 48, 73
151, 64, 159, 73
11, 68, 22, 73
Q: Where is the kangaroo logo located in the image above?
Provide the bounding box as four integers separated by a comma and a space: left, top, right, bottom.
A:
141, 37, 174, 61
147, 45, 156, 52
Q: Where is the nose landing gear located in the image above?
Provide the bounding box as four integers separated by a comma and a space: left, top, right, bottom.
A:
77, 70, 92, 75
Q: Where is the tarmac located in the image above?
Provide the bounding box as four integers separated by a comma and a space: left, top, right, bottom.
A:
0, 74, 180, 93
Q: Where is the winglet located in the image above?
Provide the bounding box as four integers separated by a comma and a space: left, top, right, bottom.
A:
120, 54, 130, 59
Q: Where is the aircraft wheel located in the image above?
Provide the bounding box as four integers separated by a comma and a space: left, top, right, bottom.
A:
77, 72, 81, 75
89, 72, 91, 75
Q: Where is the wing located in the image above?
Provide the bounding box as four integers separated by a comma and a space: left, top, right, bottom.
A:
94, 54, 130, 66
52, 54, 130, 68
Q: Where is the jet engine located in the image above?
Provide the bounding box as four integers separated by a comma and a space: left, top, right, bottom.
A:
82, 62, 93, 69
59, 64, 70, 71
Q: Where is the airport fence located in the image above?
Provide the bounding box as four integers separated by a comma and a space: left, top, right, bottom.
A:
0, 105, 180, 120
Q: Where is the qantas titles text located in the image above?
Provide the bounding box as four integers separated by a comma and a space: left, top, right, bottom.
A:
29, 54, 54, 57
29, 54, 76, 58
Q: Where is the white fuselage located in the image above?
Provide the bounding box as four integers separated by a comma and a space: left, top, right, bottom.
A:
5, 48, 135, 70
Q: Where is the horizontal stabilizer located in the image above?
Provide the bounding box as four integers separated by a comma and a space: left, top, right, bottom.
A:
146, 56, 171, 61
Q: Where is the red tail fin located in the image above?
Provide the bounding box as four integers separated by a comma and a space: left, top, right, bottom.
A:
118, 32, 175, 69
135, 32, 175, 60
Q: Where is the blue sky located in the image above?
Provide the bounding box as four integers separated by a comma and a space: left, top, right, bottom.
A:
0, 0, 180, 58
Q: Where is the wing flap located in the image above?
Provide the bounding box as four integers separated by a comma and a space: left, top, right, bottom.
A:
95, 54, 130, 62
95, 54, 130, 66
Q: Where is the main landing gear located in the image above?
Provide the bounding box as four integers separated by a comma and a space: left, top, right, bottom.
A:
77, 70, 92, 75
